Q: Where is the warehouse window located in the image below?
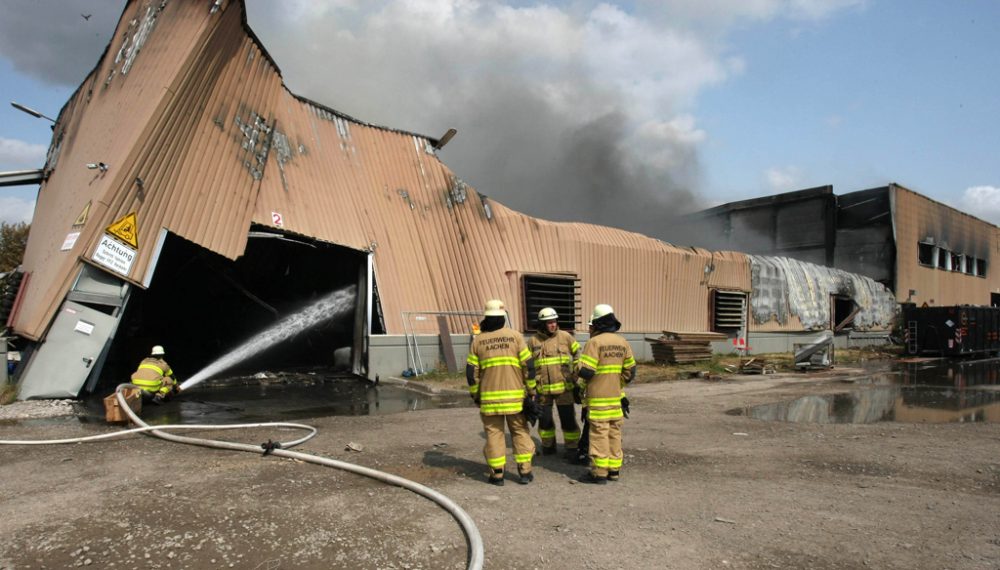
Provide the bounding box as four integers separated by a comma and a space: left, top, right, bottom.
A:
937, 247, 950, 270
951, 253, 963, 273
522, 274, 580, 332
976, 258, 987, 278
963, 256, 975, 275
917, 242, 934, 266
712, 290, 747, 334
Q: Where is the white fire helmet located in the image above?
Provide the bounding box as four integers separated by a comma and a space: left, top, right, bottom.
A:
537, 307, 559, 321
151, 345, 166, 356
591, 304, 615, 322
483, 299, 506, 317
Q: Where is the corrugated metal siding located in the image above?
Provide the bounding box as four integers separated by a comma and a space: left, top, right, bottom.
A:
893, 184, 999, 306
15, 0, 754, 341
14, 0, 226, 339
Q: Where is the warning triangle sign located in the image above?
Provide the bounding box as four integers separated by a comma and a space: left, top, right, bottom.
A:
73, 201, 91, 227
106, 212, 139, 248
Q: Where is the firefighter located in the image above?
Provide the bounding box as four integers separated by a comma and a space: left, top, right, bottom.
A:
466, 299, 537, 486
529, 307, 582, 458
130, 345, 178, 404
576, 304, 636, 484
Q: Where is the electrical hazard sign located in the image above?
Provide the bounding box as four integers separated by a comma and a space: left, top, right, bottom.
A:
73, 201, 91, 227
105, 212, 139, 248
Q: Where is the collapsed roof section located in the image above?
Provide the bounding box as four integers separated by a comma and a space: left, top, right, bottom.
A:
13, 0, 752, 341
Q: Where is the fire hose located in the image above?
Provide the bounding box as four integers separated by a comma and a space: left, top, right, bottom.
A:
0, 383, 484, 570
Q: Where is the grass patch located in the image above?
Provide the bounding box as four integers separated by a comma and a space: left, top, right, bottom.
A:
402, 344, 902, 388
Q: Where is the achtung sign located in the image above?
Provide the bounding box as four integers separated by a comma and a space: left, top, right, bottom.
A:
106, 212, 139, 248
92, 234, 136, 277
93, 212, 139, 277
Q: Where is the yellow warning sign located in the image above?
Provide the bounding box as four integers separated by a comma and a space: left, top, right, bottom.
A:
105, 212, 138, 248
73, 201, 91, 227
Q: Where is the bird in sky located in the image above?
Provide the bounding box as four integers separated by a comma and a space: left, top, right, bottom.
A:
81, 13, 92, 21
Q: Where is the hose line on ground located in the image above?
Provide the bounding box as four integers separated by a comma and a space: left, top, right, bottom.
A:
0, 384, 485, 570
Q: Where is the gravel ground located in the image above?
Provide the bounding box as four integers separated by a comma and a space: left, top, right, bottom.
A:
1, 366, 998, 569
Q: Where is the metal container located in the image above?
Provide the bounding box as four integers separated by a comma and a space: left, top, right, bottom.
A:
903, 305, 1000, 356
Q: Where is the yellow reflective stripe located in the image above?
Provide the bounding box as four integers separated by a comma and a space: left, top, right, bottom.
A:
139, 363, 165, 375
480, 389, 526, 401
514, 453, 532, 463
579, 354, 598, 367
480, 356, 521, 368
537, 383, 565, 394
468, 384, 479, 395
535, 357, 562, 366
518, 348, 531, 362
131, 378, 160, 387
623, 356, 636, 368
487, 456, 506, 468
563, 431, 580, 442
608, 458, 623, 468
466, 354, 480, 366
594, 457, 610, 467
571, 341, 580, 353
595, 364, 623, 374
480, 403, 523, 413
588, 397, 621, 407
539, 429, 556, 438
525, 379, 537, 390
588, 408, 624, 420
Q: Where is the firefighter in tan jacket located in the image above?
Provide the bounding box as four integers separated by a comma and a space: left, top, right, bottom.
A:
529, 307, 581, 457
466, 299, 537, 486
130, 345, 178, 404
576, 304, 636, 484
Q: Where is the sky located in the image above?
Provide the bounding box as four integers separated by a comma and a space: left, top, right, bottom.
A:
1, 0, 999, 240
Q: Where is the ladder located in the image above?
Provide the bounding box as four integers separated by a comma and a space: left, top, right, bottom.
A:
906, 321, 918, 355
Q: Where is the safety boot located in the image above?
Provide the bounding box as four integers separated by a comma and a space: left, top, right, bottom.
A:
578, 472, 607, 485
487, 469, 504, 487
541, 445, 557, 456
607, 470, 620, 482
517, 470, 534, 485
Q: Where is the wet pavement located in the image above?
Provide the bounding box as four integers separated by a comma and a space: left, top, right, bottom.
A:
79, 373, 472, 425
732, 356, 1000, 424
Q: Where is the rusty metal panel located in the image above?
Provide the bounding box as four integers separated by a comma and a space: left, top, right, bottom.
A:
13, 0, 231, 339
892, 184, 999, 307
13, 0, 754, 343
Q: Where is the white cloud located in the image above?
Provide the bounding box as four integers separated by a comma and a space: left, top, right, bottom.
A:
0, 196, 35, 224
961, 186, 1000, 224
765, 166, 803, 192
0, 137, 47, 169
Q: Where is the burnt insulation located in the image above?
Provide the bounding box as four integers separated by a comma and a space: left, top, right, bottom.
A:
749, 255, 898, 330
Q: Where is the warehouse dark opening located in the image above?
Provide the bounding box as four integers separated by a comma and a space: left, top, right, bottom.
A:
96, 228, 370, 393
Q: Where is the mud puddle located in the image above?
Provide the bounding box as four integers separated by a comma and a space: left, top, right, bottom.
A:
731, 356, 1000, 424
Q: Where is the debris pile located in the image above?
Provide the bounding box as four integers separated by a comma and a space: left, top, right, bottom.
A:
723, 358, 776, 375
647, 331, 727, 364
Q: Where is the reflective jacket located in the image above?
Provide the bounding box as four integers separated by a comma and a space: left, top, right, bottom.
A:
529, 330, 579, 396
131, 357, 175, 396
577, 332, 635, 422
467, 327, 535, 415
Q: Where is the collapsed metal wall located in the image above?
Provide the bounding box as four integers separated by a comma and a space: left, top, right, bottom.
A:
748, 255, 897, 332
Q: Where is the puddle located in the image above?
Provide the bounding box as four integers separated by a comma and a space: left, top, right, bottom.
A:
731, 357, 1000, 424
77, 373, 472, 425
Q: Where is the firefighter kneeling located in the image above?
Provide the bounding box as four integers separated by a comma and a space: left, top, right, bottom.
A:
576, 304, 636, 484
130, 345, 180, 404
466, 299, 538, 486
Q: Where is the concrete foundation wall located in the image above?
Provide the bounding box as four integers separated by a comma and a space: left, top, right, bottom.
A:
366, 331, 892, 380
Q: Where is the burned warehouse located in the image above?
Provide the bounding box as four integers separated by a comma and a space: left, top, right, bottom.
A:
5, 0, 907, 399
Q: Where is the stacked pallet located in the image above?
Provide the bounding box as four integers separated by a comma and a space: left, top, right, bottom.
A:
646, 331, 727, 364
